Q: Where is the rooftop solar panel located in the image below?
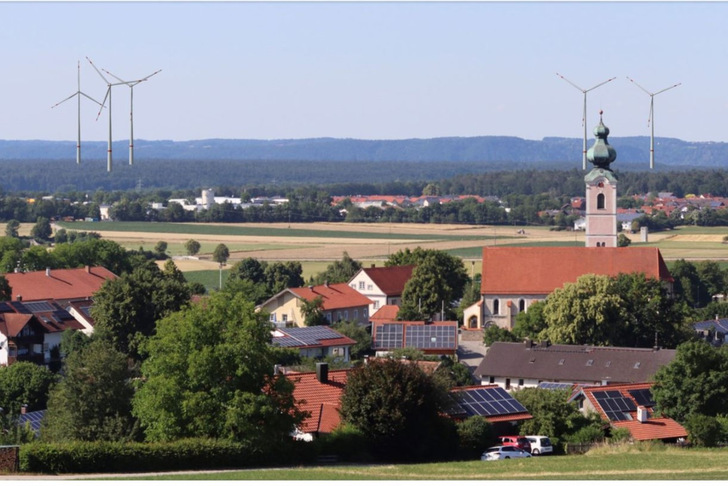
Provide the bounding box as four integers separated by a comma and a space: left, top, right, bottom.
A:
0, 302, 13, 313
627, 388, 655, 407
24, 301, 56, 313
404, 325, 457, 350
373, 323, 403, 349
451, 387, 528, 418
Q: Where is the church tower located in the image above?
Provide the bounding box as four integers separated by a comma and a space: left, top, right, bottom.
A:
585, 111, 618, 248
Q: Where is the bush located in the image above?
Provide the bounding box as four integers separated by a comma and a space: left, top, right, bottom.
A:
564, 424, 605, 445
19, 439, 314, 474
686, 414, 722, 447
456, 416, 495, 459
315, 424, 372, 462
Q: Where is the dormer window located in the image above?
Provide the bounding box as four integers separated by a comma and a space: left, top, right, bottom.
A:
586, 359, 594, 366
558, 359, 565, 365
634, 362, 641, 369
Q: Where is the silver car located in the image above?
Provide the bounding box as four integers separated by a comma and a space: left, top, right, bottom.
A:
481, 445, 532, 461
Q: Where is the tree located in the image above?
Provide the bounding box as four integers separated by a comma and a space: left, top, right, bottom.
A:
686, 414, 722, 447
212, 243, 230, 265
512, 387, 598, 441
671, 259, 710, 308
539, 274, 627, 346
263, 261, 305, 295
0, 362, 55, 415
227, 257, 266, 285
300, 296, 328, 326
30, 217, 52, 241
5, 220, 19, 238
456, 416, 495, 459
42, 338, 136, 442
132, 291, 305, 445
311, 252, 362, 285
184, 239, 201, 256
512, 300, 547, 340
483, 325, 517, 346
617, 233, 631, 247
395, 249, 469, 320
339, 358, 453, 461
91, 260, 191, 358
652, 340, 728, 423
154, 241, 168, 255
331, 320, 371, 360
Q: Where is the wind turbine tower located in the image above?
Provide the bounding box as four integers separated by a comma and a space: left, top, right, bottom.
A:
51, 61, 105, 165
102, 67, 161, 166
86, 56, 126, 172
556, 73, 616, 170
626, 77, 681, 169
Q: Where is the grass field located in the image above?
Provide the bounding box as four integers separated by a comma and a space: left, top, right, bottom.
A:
87, 446, 728, 480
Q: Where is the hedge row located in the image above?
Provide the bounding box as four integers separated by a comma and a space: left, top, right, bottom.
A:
19, 438, 315, 474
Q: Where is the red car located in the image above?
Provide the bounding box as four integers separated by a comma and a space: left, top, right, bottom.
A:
498, 435, 532, 453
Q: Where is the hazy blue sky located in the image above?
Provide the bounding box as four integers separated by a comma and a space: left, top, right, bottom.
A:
2, 2, 726, 143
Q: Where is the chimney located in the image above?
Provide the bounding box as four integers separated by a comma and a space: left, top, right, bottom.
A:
316, 362, 329, 384
86, 265, 91, 274
46, 267, 51, 277
20, 404, 27, 415
370, 264, 376, 268
324, 280, 329, 287
273, 364, 282, 375
637, 406, 649, 423
16, 295, 21, 302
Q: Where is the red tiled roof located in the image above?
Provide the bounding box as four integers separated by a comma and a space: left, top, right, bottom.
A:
0, 313, 32, 337
290, 283, 373, 311
360, 265, 415, 296
370, 304, 400, 324
5, 266, 117, 302
290, 369, 351, 434
580, 383, 687, 441
481, 247, 672, 295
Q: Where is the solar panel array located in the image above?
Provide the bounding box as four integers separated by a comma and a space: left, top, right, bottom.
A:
272, 326, 345, 348
373, 323, 404, 349
405, 325, 457, 350
0, 302, 13, 313
23, 301, 56, 313
538, 382, 573, 390
593, 390, 637, 421
451, 387, 528, 418
628, 388, 655, 407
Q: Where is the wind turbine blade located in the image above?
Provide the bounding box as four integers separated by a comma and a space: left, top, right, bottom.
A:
79, 91, 106, 108
140, 69, 162, 82
627, 76, 652, 95
585, 76, 616, 92
86, 56, 110, 84
102, 69, 128, 85
95, 88, 110, 121
556, 72, 584, 92
51, 92, 78, 109
654, 82, 681, 96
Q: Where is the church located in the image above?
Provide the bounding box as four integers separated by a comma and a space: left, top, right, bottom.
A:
464, 113, 673, 330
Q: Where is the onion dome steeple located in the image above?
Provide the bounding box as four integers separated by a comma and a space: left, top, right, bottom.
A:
586, 111, 617, 170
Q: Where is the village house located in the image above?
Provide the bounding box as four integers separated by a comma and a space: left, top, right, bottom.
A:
475, 340, 676, 391
5, 266, 117, 305
257, 282, 373, 328
568, 383, 687, 442
347, 264, 414, 315
271, 326, 357, 362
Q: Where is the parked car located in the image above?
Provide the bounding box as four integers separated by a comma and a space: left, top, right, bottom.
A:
525, 435, 553, 455
498, 435, 531, 453
481, 445, 532, 461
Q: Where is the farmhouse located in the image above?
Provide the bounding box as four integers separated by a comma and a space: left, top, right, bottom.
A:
475, 340, 676, 391
258, 282, 373, 328
347, 264, 414, 316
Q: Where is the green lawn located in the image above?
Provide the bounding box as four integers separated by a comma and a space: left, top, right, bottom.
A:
95, 446, 728, 480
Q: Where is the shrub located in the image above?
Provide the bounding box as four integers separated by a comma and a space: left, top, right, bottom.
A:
19, 439, 314, 474
316, 424, 372, 462
456, 416, 495, 459
686, 414, 722, 447
564, 424, 605, 445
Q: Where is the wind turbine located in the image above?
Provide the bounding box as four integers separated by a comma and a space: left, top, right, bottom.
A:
101, 67, 162, 166
86, 56, 126, 172
556, 73, 616, 170
51, 61, 105, 165
626, 77, 681, 169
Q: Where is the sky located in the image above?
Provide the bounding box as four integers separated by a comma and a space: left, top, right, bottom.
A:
2, 1, 727, 143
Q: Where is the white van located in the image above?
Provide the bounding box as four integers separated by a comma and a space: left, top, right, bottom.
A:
525, 436, 553, 455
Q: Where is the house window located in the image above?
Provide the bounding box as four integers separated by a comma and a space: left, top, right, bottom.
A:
367, 284, 373, 290
282, 314, 288, 323
634, 362, 641, 369
344, 311, 348, 320
332, 347, 344, 357
518, 378, 524, 387
363, 309, 368, 318
586, 359, 594, 366
558, 359, 565, 365
597, 193, 605, 210
493, 299, 500, 315
326, 313, 332, 322
374, 301, 379, 309
505, 378, 511, 390
337, 312, 342, 321
489, 376, 495, 384
518, 299, 525, 312
270, 313, 276, 322
359, 281, 365, 290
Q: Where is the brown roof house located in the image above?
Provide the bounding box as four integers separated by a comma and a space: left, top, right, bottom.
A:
475, 340, 676, 391
5, 266, 117, 305
257, 282, 373, 328
463, 247, 673, 330
347, 265, 414, 316
568, 383, 687, 442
